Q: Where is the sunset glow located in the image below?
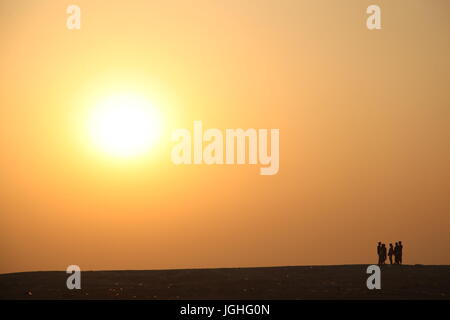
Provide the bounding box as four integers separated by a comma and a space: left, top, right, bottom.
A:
88, 93, 163, 158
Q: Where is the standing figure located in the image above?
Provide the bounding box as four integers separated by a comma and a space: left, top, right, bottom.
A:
394, 242, 399, 264
381, 243, 387, 265
377, 242, 382, 265
398, 241, 403, 265
388, 243, 394, 264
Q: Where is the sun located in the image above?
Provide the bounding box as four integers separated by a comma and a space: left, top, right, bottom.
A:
88, 92, 163, 158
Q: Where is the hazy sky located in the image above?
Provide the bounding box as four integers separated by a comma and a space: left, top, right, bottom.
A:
1, 0, 449, 273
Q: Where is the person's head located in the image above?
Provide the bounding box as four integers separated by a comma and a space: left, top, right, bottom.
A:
390, 243, 393, 247
399, 241, 402, 245
378, 242, 381, 245
395, 242, 398, 246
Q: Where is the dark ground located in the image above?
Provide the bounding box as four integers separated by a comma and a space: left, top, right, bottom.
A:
1, 265, 449, 300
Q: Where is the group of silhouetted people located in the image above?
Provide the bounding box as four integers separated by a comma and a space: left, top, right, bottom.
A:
377, 241, 403, 265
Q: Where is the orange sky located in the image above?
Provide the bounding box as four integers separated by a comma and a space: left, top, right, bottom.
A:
1, 0, 450, 274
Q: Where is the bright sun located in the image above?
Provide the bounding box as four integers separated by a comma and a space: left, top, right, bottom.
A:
89, 92, 163, 158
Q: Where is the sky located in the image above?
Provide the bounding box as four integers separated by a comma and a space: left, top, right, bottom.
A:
0, 0, 449, 274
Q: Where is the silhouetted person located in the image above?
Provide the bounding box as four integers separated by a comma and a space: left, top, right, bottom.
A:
388, 243, 394, 264
394, 242, 399, 264
398, 241, 403, 265
381, 243, 387, 265
377, 242, 382, 265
